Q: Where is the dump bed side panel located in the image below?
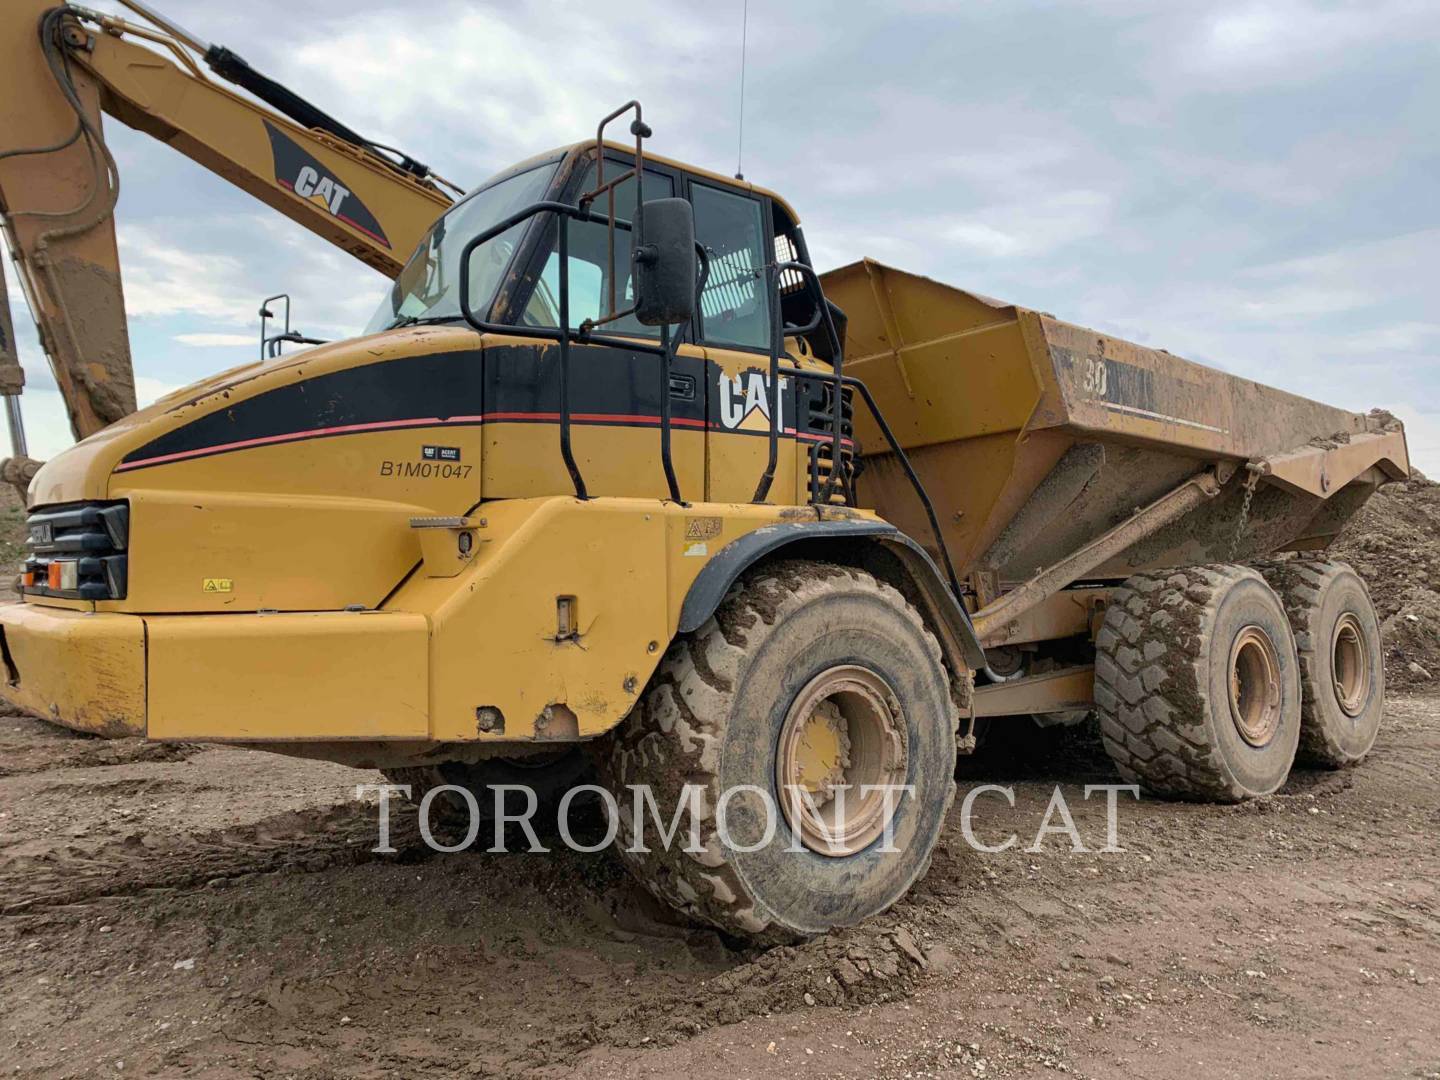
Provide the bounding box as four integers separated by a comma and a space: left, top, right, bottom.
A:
1036, 315, 1371, 460
820, 259, 1398, 580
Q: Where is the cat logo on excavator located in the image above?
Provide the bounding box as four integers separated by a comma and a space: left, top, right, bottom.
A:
262, 120, 392, 248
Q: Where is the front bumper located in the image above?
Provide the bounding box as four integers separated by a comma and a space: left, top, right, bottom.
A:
0, 602, 145, 735
0, 602, 430, 741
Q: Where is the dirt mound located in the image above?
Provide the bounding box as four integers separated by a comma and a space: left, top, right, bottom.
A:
1326, 467, 1440, 690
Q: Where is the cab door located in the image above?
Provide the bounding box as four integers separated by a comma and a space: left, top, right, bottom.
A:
483, 157, 707, 502
688, 182, 802, 505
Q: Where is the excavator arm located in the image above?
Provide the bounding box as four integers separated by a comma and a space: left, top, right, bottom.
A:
0, 1, 454, 485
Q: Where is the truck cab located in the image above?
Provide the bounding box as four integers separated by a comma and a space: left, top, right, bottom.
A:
3, 125, 866, 747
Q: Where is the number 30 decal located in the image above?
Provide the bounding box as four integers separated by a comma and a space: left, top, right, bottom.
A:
1081, 357, 1108, 397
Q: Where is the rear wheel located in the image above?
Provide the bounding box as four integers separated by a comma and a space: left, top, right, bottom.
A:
597, 561, 958, 941
1095, 564, 1301, 801
1257, 559, 1384, 767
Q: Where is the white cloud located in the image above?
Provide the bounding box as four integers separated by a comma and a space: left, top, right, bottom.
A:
116, 224, 253, 323
1153, 0, 1436, 88
116, 215, 387, 340
174, 333, 256, 347
1337, 322, 1440, 354
1245, 229, 1440, 289
1149, 130, 1409, 209
939, 190, 1113, 260
279, 1, 722, 179
135, 376, 183, 407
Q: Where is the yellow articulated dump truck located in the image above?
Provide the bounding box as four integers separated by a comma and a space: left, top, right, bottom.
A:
0, 92, 1409, 938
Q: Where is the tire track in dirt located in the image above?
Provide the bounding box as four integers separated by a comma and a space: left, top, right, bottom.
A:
0, 802, 425, 915
0, 729, 202, 778
1, 697, 1437, 1077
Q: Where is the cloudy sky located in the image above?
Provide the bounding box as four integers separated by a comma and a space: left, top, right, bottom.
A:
4, 0, 1438, 472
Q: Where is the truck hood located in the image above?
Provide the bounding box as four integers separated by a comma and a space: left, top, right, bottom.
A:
26, 326, 473, 507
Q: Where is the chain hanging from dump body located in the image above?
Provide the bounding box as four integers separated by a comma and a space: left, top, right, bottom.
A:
1228, 462, 1266, 562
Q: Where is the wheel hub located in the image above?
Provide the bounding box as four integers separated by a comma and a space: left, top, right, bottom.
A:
777, 665, 908, 857
1229, 625, 1282, 747
1331, 612, 1371, 718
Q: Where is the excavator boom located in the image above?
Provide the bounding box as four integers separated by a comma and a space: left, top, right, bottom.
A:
0, 1, 453, 481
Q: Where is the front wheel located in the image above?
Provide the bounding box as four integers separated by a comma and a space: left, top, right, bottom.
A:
597, 561, 958, 941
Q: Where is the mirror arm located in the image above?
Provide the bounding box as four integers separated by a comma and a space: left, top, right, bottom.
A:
657, 322, 682, 504
692, 244, 710, 343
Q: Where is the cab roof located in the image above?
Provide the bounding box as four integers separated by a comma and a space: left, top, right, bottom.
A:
465, 141, 802, 226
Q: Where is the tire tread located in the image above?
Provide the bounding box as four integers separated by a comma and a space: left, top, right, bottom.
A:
599, 560, 954, 941
1095, 564, 1276, 802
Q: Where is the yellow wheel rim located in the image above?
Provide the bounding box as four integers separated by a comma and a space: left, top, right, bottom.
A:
1331, 612, 1371, 718
776, 665, 908, 857
1229, 625, 1283, 747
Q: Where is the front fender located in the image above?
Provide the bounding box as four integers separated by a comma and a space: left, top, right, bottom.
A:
677, 520, 987, 672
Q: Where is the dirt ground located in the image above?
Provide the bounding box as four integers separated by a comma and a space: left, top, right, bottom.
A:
1, 475, 1438, 1078
0, 695, 1436, 1079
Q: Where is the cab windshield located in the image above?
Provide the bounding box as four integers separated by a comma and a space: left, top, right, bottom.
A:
363, 161, 558, 334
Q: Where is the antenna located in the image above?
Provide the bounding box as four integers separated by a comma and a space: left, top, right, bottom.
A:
735, 0, 748, 181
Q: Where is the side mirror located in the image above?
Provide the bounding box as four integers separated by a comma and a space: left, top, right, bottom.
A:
632, 198, 697, 326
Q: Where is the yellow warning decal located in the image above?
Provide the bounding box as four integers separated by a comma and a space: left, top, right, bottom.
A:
684, 516, 722, 541
203, 578, 233, 593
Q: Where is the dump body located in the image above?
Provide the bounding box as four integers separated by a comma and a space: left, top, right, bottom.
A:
821, 260, 1409, 595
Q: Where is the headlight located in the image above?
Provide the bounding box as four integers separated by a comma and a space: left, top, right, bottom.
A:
24, 501, 129, 600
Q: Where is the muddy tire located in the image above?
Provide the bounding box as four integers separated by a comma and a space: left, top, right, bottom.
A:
597, 560, 958, 942
383, 750, 592, 830
1095, 564, 1301, 802
1256, 559, 1384, 767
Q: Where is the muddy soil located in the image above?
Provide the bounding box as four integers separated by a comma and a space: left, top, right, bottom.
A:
1, 462, 1437, 1077
1328, 469, 1440, 690
1, 693, 1437, 1079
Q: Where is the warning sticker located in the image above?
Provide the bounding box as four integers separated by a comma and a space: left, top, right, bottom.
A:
684, 517, 722, 541
203, 578, 233, 593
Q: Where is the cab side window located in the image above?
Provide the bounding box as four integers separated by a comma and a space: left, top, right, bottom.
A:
692, 184, 771, 351
523, 161, 673, 337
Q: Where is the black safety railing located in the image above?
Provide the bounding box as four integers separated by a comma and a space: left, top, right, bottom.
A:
258, 293, 327, 359
803, 393, 857, 506
457, 200, 708, 506
451, 106, 957, 599
751, 261, 849, 506
758, 264, 964, 600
